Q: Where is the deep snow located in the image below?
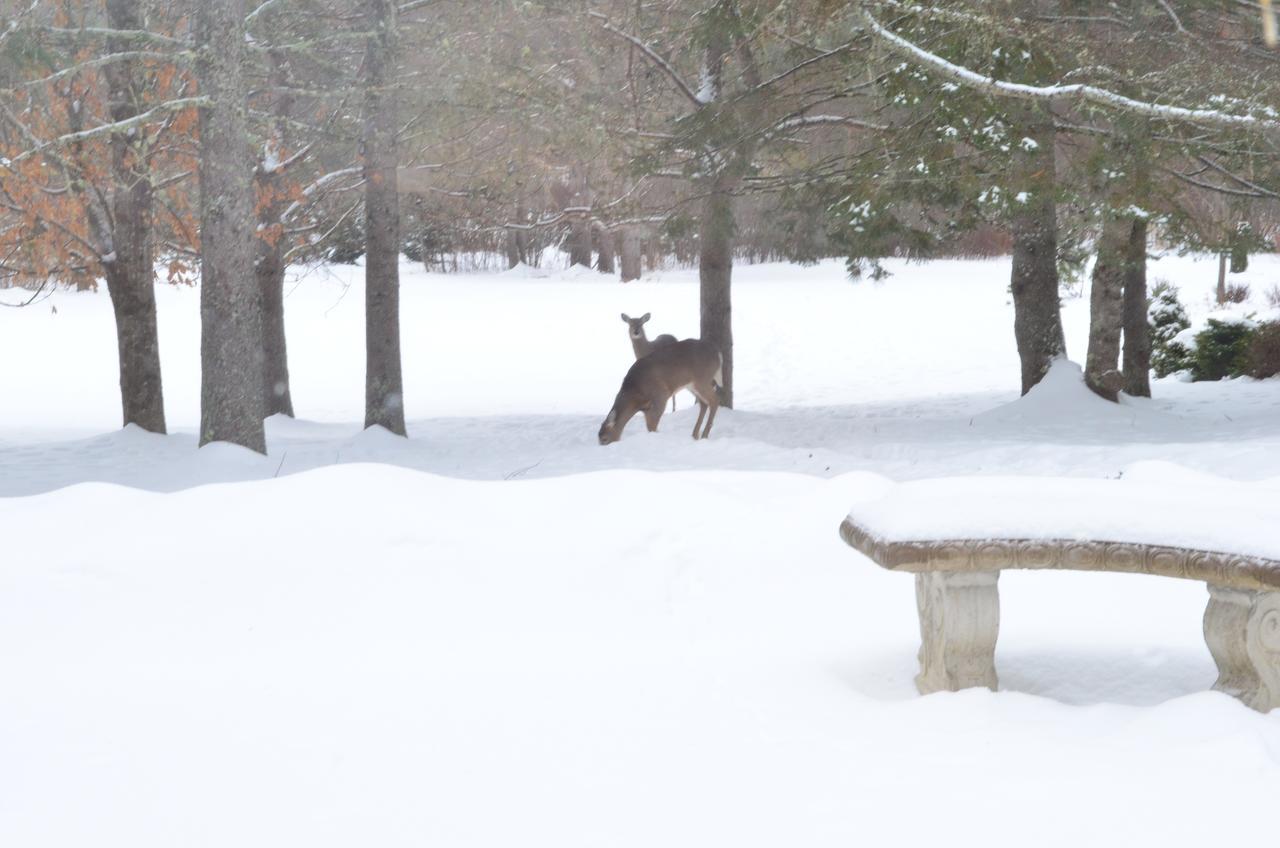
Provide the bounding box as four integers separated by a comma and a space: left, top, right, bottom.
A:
2, 253, 1280, 846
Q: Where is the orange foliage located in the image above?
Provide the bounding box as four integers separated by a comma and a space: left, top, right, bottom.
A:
0, 1, 197, 289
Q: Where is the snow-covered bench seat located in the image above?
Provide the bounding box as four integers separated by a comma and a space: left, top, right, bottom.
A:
838, 477, 1280, 712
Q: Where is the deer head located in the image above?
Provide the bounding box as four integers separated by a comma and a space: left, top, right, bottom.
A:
599, 399, 641, 444
620, 312, 651, 340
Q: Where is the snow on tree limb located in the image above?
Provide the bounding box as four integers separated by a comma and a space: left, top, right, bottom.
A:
860, 10, 1280, 132
279, 167, 364, 224
10, 97, 210, 164
36, 26, 191, 49
12, 51, 188, 90
1155, 0, 1189, 34
770, 114, 887, 133
587, 12, 704, 109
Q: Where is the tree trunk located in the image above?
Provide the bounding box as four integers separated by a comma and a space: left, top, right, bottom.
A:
1122, 218, 1151, 397
196, 0, 265, 452
699, 181, 734, 408
103, 0, 164, 433
362, 0, 406, 435
595, 223, 615, 274
257, 234, 293, 417
620, 227, 642, 282
1217, 251, 1228, 304
567, 214, 592, 267
1009, 115, 1065, 394
644, 234, 659, 271
257, 47, 294, 418
1085, 216, 1129, 402
504, 228, 521, 269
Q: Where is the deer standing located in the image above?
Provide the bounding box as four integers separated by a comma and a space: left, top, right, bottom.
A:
598, 339, 723, 444
621, 312, 678, 410
621, 312, 677, 358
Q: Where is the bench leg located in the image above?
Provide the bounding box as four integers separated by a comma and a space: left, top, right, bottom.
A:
1204, 586, 1280, 713
915, 571, 1000, 695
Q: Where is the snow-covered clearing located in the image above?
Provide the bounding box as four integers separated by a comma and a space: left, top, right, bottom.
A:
2, 254, 1279, 846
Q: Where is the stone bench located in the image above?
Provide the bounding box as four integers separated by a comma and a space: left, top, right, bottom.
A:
838, 477, 1280, 712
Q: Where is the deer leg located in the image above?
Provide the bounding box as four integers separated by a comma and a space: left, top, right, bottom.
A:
691, 398, 707, 439
699, 399, 719, 439
692, 380, 719, 439
643, 404, 663, 432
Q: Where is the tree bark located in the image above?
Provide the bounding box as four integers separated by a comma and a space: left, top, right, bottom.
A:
1217, 251, 1228, 304
504, 228, 521, 269
567, 214, 592, 267
620, 226, 642, 282
196, 0, 265, 452
1121, 218, 1151, 397
362, 0, 406, 435
1009, 116, 1066, 395
595, 223, 615, 274
644, 233, 659, 271
1085, 215, 1129, 401
257, 48, 294, 418
102, 0, 164, 433
699, 181, 734, 408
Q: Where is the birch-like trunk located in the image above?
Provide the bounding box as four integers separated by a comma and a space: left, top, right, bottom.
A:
196, 0, 265, 452
103, 0, 165, 433
1009, 114, 1066, 394
362, 0, 406, 435
257, 48, 294, 418
1085, 215, 1130, 401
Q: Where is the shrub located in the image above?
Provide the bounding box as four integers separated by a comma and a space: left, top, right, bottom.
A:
1265, 285, 1280, 309
1247, 321, 1280, 379
1191, 319, 1254, 381
1149, 281, 1193, 377
1222, 282, 1251, 304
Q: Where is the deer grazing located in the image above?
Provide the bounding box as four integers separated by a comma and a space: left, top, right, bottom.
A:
622, 312, 679, 410
598, 339, 723, 444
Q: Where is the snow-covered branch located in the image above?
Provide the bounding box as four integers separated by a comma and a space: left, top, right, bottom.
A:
36, 26, 191, 49
12, 50, 188, 90
588, 12, 703, 109
1155, 0, 1189, 34
770, 114, 887, 133
861, 10, 1280, 132
246, 0, 288, 26
11, 97, 209, 164
279, 167, 363, 224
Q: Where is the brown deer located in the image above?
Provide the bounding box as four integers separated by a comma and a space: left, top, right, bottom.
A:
622, 312, 679, 410
598, 339, 723, 444
621, 312, 677, 359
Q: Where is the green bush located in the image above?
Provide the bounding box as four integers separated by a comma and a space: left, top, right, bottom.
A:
1149, 282, 1193, 377
1247, 321, 1280, 379
1191, 319, 1254, 382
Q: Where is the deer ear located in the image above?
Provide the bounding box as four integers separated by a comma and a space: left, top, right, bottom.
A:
620, 313, 630, 323
641, 312, 651, 323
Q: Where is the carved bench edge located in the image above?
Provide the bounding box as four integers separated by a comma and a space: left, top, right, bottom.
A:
839, 517, 1280, 593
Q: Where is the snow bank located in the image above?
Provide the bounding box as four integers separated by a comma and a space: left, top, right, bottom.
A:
3, 465, 1279, 848
973, 359, 1173, 431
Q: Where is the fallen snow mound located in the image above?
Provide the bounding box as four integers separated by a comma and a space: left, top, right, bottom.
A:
974, 359, 1171, 430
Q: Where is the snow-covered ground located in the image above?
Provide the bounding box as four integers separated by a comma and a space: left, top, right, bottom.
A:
2, 254, 1279, 846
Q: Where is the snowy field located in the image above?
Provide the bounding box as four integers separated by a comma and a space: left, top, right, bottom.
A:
3, 254, 1280, 846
